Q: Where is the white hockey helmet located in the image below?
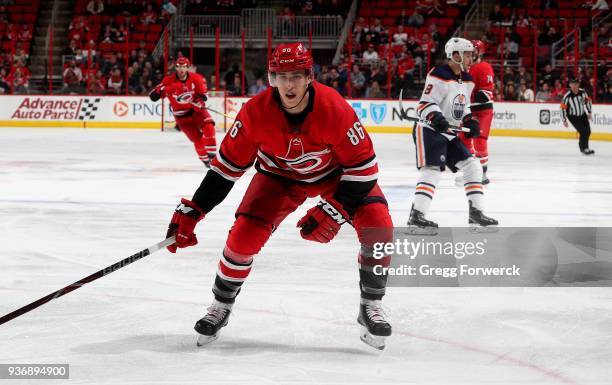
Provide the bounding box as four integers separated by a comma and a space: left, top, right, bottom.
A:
444, 37, 474, 70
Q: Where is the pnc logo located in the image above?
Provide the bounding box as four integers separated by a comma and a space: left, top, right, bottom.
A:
113, 101, 129, 117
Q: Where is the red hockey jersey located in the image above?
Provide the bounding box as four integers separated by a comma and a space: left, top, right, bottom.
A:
152, 72, 208, 117
469, 61, 494, 111
210, 81, 378, 185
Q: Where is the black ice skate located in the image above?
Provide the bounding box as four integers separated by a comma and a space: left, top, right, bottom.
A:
357, 299, 392, 350
469, 202, 498, 233
581, 148, 595, 155
194, 300, 232, 346
482, 172, 490, 185
407, 204, 438, 235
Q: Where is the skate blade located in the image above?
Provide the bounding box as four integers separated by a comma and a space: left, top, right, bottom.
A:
359, 326, 386, 350
406, 225, 438, 236
196, 333, 219, 347
469, 224, 499, 233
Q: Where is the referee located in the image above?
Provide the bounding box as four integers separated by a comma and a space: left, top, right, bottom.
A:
561, 79, 594, 155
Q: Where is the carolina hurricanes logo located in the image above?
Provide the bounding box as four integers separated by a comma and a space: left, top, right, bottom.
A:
276, 137, 332, 174
175, 92, 194, 104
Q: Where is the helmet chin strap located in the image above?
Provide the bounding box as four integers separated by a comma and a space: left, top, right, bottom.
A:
282, 86, 309, 110
281, 78, 312, 111
451, 52, 466, 72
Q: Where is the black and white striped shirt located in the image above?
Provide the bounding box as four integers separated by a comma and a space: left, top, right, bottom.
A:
561, 89, 592, 122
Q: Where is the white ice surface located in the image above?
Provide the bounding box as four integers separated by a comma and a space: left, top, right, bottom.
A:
1, 129, 611, 385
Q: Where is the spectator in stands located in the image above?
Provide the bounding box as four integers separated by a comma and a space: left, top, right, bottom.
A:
428, 24, 442, 47
13, 43, 28, 65
19, 25, 32, 42
298, 0, 313, 16
407, 9, 424, 27
539, 63, 559, 86
10, 67, 29, 94
365, 79, 386, 98
584, 0, 609, 10
330, 78, 344, 95
516, 12, 531, 28
367, 62, 387, 87
325, 66, 340, 87
0, 67, 9, 94
142, 4, 158, 24
114, 24, 127, 42
420, 33, 437, 58
406, 34, 420, 56
63, 60, 84, 94
63, 40, 79, 57
69, 15, 89, 33
99, 24, 115, 43
248, 78, 267, 95
518, 82, 535, 101
107, 68, 123, 94
86, 0, 104, 15
549, 79, 566, 102
392, 25, 408, 46
101, 54, 118, 76
352, 24, 366, 52
161, 0, 178, 18
362, 44, 380, 65
227, 73, 242, 96
500, 36, 519, 60
350, 64, 366, 97
516, 66, 532, 85
82, 40, 97, 63
535, 83, 551, 102
395, 9, 410, 26
548, 26, 561, 43
280, 6, 296, 33
488, 5, 505, 25
504, 82, 518, 101
224, 63, 242, 89
602, 83, 612, 103
317, 64, 330, 84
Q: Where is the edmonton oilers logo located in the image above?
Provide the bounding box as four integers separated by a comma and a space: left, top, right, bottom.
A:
452, 94, 466, 120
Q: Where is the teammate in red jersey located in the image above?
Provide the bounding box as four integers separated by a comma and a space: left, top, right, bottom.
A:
149, 57, 217, 166
459, 40, 494, 184
165, 42, 393, 350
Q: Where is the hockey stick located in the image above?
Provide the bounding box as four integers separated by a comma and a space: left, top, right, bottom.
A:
398, 89, 470, 133
205, 106, 235, 120
0, 236, 176, 326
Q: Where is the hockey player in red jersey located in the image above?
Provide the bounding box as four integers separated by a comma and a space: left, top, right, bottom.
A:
165, 42, 393, 350
149, 57, 217, 166
459, 40, 494, 184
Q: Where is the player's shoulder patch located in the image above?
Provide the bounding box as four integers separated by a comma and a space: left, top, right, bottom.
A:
429, 65, 456, 82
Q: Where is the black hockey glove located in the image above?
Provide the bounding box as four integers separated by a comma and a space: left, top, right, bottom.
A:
149, 89, 161, 102
463, 115, 480, 139
474, 90, 491, 104
426, 111, 449, 133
